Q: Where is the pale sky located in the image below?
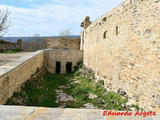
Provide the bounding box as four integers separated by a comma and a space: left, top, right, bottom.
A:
0, 0, 125, 37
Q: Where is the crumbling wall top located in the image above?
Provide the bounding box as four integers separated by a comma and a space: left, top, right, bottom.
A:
81, 16, 92, 29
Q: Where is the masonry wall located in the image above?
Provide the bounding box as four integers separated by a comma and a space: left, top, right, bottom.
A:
45, 50, 83, 74
0, 50, 44, 104
0, 40, 22, 52
82, 0, 160, 111
0, 38, 47, 52
47, 38, 80, 50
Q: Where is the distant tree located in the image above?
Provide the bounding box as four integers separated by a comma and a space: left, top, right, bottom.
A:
0, 9, 10, 36
0, 9, 10, 53
59, 28, 72, 38
33, 33, 41, 50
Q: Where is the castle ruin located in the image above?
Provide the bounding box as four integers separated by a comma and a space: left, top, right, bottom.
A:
81, 0, 160, 112
0, 0, 160, 115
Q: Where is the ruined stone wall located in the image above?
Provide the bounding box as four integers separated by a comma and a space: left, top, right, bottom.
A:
47, 38, 80, 50
0, 40, 22, 52
45, 49, 83, 74
0, 50, 44, 104
82, 0, 160, 111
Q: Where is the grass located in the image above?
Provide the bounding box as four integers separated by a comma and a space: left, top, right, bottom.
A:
6, 72, 72, 107
0, 49, 21, 54
6, 65, 140, 111
5, 49, 21, 54
64, 70, 134, 110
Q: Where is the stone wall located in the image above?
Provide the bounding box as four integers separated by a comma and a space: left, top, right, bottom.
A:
45, 49, 83, 74
0, 50, 44, 104
47, 38, 80, 50
0, 38, 47, 52
81, 0, 160, 111
0, 40, 22, 52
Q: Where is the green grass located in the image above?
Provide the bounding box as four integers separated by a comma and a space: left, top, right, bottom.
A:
0, 49, 21, 54
5, 49, 21, 54
6, 72, 73, 107
64, 72, 133, 110
6, 66, 140, 110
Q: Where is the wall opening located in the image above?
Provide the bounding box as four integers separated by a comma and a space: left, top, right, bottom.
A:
103, 31, 107, 39
66, 62, 72, 73
116, 26, 119, 35
56, 61, 61, 74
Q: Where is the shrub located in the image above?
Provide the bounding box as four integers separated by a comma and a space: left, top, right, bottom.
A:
74, 61, 83, 71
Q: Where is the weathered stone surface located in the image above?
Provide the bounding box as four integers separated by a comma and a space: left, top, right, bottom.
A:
0, 52, 32, 66
46, 38, 80, 50
0, 50, 44, 104
45, 49, 83, 74
88, 93, 98, 99
55, 89, 77, 108
0, 40, 22, 52
82, 103, 98, 109
81, 0, 160, 112
0, 105, 159, 120
118, 89, 127, 97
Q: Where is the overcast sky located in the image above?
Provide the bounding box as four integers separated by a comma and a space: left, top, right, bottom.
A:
0, 0, 124, 37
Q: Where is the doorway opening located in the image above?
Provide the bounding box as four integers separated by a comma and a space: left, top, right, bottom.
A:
66, 62, 72, 73
56, 61, 61, 74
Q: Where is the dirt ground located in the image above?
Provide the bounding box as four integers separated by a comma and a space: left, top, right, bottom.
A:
0, 52, 33, 66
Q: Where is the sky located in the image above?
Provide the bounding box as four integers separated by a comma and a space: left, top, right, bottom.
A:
0, 0, 125, 37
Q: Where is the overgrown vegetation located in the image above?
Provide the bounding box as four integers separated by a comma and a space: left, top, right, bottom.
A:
6, 72, 72, 107
64, 68, 139, 110
6, 63, 140, 111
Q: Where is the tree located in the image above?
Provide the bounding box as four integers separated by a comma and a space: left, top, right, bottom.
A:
59, 28, 72, 38
0, 9, 10, 36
